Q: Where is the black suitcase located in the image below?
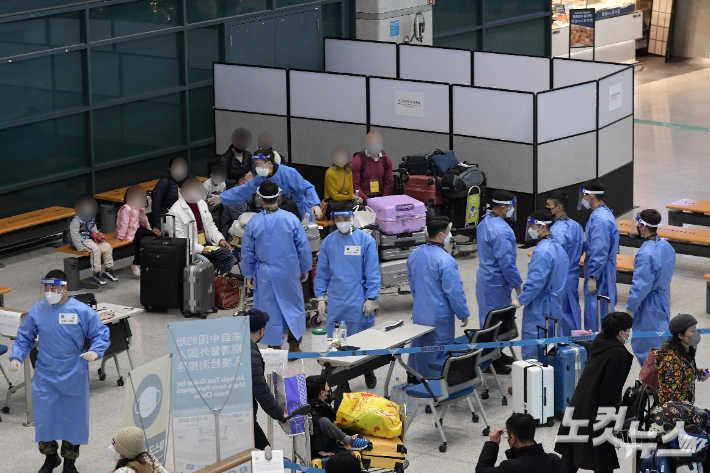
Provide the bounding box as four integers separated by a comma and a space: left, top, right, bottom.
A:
400, 153, 433, 175
140, 214, 188, 311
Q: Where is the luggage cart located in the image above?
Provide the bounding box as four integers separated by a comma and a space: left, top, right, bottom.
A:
283, 414, 313, 472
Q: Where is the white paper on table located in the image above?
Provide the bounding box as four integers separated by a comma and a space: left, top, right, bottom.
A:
251, 450, 284, 473
260, 348, 288, 374
0, 309, 22, 337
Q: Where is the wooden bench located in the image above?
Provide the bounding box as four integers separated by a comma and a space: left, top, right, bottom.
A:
0, 206, 75, 250
667, 199, 710, 227
0, 286, 10, 306
527, 251, 635, 284
705, 273, 710, 315
94, 176, 209, 203
618, 220, 710, 258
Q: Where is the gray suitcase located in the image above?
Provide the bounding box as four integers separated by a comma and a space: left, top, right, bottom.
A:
380, 260, 408, 287
379, 246, 419, 261
379, 231, 426, 249
182, 221, 216, 318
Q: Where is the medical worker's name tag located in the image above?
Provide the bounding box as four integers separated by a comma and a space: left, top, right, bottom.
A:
344, 245, 361, 256
59, 313, 78, 325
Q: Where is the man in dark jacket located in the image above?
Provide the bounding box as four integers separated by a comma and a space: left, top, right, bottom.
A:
217, 128, 253, 189
248, 309, 286, 449
476, 413, 561, 473
149, 156, 188, 229
554, 311, 634, 473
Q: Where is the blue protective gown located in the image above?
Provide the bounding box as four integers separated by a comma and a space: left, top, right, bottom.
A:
314, 228, 381, 337
551, 216, 585, 336
475, 213, 523, 328
9, 297, 110, 445
518, 237, 569, 360
626, 236, 676, 365
583, 204, 620, 331
218, 164, 321, 222
406, 244, 471, 378
241, 209, 313, 346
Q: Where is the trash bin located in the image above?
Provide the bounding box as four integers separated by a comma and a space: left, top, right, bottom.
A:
64, 257, 81, 291
100, 204, 117, 234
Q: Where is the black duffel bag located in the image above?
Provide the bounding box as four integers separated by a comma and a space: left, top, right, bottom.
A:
440, 163, 487, 199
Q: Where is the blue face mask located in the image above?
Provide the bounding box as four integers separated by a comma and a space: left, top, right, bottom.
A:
443, 232, 452, 245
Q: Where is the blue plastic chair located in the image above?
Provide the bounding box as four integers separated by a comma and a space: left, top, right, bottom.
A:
404, 348, 491, 452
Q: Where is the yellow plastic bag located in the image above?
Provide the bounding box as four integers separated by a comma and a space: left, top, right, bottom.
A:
335, 392, 402, 438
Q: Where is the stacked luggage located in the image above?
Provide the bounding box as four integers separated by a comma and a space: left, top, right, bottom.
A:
368, 195, 427, 288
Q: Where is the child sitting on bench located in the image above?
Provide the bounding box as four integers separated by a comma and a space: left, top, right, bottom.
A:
307, 375, 370, 458
115, 185, 161, 277
68, 195, 116, 286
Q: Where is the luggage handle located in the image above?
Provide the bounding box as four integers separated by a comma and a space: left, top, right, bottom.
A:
395, 204, 414, 211
536, 325, 550, 367
596, 295, 611, 332
186, 219, 196, 264
160, 213, 176, 237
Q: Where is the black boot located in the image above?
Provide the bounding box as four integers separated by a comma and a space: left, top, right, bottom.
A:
38, 454, 61, 473
498, 352, 515, 365
364, 371, 377, 389
62, 459, 79, 473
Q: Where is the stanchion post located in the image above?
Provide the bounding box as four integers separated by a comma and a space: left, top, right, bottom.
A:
267, 373, 274, 445
23, 353, 33, 427
213, 408, 221, 462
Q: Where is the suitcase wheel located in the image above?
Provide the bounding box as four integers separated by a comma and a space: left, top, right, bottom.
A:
117, 377, 124, 387
1, 406, 8, 414
482, 427, 490, 436
481, 390, 489, 400
201, 314, 208, 319
439, 442, 447, 453
472, 413, 479, 423
98, 368, 106, 381
502, 396, 508, 406
311, 314, 322, 327
212, 307, 218, 313
546, 418, 555, 427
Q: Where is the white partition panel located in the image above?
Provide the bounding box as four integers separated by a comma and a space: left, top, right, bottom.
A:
369, 78, 449, 134
399, 44, 471, 85
473, 51, 550, 93
537, 81, 597, 143
325, 38, 397, 78
453, 87, 533, 144
552, 58, 628, 88
213, 63, 287, 116
289, 71, 367, 124
598, 67, 633, 128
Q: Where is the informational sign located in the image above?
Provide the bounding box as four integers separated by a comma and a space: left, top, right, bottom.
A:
251, 450, 284, 473
0, 309, 23, 337
569, 8, 595, 49
609, 83, 622, 111
168, 317, 253, 473
466, 193, 480, 225
259, 348, 287, 374
390, 19, 399, 37
123, 355, 171, 465
394, 90, 424, 118
596, 4, 635, 19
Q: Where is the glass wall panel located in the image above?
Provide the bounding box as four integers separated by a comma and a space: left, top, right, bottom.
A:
186, 0, 268, 24
0, 11, 83, 58
89, 0, 181, 42
0, 174, 90, 219
187, 26, 221, 84
433, 0, 480, 32
190, 144, 216, 177
434, 30, 481, 50
189, 86, 215, 142
95, 153, 181, 193
0, 51, 86, 124
91, 33, 183, 103
322, 3, 342, 39
485, 0, 548, 23
94, 93, 185, 164
0, 113, 88, 187
484, 17, 548, 56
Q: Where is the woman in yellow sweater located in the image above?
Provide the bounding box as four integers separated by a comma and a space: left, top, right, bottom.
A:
323, 146, 364, 205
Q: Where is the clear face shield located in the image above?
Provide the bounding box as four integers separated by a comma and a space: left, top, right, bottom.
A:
41, 278, 67, 305
525, 217, 552, 242
492, 197, 517, 222
630, 212, 659, 239
255, 187, 282, 210
577, 188, 604, 211
252, 155, 270, 177
332, 211, 354, 233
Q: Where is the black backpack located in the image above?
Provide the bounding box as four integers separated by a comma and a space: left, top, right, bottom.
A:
621, 380, 659, 430
440, 163, 487, 199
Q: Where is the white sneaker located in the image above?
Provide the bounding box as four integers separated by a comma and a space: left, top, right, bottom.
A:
131, 265, 140, 277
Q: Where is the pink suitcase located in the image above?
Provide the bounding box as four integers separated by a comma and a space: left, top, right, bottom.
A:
368, 195, 427, 235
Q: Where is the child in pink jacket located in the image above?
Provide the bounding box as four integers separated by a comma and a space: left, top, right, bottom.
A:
115, 185, 160, 276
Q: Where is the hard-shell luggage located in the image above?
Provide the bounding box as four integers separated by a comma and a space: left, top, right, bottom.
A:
512, 358, 555, 426
380, 260, 408, 287
182, 223, 215, 318
303, 218, 321, 252
360, 405, 407, 472
400, 153, 433, 175
140, 214, 188, 311
379, 231, 427, 249
404, 174, 443, 206
440, 163, 487, 199
367, 195, 426, 235
429, 150, 459, 176
379, 246, 418, 261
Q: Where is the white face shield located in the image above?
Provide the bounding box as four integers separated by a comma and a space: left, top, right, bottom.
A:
332, 210, 354, 233
255, 186, 282, 209
630, 212, 659, 238
252, 155, 270, 177
577, 188, 604, 210
525, 217, 552, 242
492, 197, 517, 222
41, 278, 67, 305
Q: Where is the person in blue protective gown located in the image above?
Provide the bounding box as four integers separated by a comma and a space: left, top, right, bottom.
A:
625, 209, 676, 366
546, 191, 585, 336
9, 269, 110, 473
314, 201, 381, 389
475, 190, 523, 329
513, 210, 569, 361
241, 180, 313, 352
578, 182, 620, 331
208, 153, 322, 222
406, 217, 471, 379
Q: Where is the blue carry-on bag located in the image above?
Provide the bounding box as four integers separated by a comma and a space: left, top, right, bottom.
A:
430, 150, 459, 176
538, 316, 588, 415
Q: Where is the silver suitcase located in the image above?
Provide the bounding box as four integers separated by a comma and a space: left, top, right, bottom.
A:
379, 246, 419, 261
182, 221, 216, 318
380, 260, 408, 287
303, 220, 321, 252
378, 231, 426, 249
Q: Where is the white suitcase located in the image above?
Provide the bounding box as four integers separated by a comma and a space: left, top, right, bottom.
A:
512, 359, 555, 426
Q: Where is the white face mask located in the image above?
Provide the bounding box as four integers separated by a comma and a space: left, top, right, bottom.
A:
443, 232, 452, 245
336, 221, 352, 234
581, 197, 591, 210
45, 291, 63, 305
621, 331, 630, 344
108, 444, 122, 462
255, 166, 270, 177
527, 228, 539, 240
506, 207, 515, 219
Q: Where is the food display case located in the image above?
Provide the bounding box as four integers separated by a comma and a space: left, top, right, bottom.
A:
551, 0, 642, 62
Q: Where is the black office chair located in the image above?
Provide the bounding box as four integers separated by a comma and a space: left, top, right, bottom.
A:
482, 305, 518, 361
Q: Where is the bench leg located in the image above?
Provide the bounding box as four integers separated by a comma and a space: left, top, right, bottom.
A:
706, 281, 710, 315
0, 294, 4, 307
64, 257, 82, 291
667, 209, 683, 227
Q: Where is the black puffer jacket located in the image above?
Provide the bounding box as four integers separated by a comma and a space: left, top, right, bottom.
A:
476, 441, 561, 473
308, 398, 338, 455
150, 175, 180, 229
217, 146, 252, 189
251, 340, 285, 421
